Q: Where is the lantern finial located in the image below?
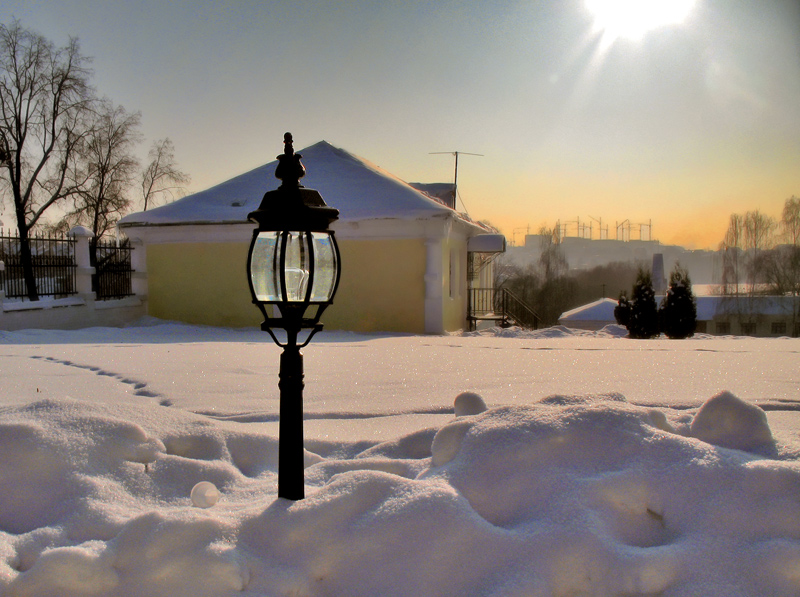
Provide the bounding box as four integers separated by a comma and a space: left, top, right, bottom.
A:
274, 132, 305, 187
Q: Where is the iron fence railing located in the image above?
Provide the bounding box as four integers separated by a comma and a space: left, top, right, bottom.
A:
499, 287, 541, 330
0, 232, 134, 300
93, 239, 134, 300
0, 232, 77, 299
468, 287, 541, 330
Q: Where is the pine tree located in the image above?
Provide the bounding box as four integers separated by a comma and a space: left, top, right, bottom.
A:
658, 265, 697, 339
628, 269, 659, 339
614, 292, 631, 327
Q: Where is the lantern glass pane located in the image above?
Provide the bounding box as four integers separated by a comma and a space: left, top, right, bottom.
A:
250, 231, 281, 302
310, 232, 338, 302
284, 231, 311, 302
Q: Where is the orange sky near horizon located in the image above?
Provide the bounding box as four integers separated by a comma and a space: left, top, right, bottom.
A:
469, 162, 797, 250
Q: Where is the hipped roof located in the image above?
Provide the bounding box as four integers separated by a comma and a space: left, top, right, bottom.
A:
559, 298, 619, 322
119, 141, 458, 228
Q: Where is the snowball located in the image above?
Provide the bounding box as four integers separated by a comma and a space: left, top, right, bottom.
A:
454, 392, 487, 416
190, 482, 220, 508
690, 391, 773, 452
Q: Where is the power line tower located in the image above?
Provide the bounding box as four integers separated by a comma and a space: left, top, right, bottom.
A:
589, 216, 608, 240
616, 219, 631, 242
430, 151, 483, 210
636, 220, 653, 241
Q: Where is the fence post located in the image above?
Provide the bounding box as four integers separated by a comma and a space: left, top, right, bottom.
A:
69, 226, 95, 300
129, 238, 147, 299
0, 260, 5, 315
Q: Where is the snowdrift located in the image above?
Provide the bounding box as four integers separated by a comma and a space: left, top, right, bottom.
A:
2, 391, 799, 596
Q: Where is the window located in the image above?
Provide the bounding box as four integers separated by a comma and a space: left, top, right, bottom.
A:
716, 321, 730, 335
741, 322, 757, 336
772, 322, 787, 335
695, 321, 707, 333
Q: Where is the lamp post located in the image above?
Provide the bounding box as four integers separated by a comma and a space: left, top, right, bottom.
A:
246, 133, 341, 501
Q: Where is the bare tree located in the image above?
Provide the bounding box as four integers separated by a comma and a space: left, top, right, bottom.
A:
58, 100, 141, 251
719, 209, 778, 328
719, 213, 744, 296
719, 211, 776, 295
0, 21, 94, 300
140, 138, 190, 211
538, 225, 568, 281
536, 225, 575, 325
763, 196, 800, 334
782, 196, 800, 246
743, 210, 776, 295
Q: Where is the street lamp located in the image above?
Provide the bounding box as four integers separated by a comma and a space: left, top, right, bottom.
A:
247, 132, 341, 501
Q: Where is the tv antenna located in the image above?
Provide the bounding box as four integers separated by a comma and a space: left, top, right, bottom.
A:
430, 151, 483, 210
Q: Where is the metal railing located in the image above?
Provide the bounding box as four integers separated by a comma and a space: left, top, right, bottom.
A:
468, 287, 541, 330
0, 232, 134, 300
499, 287, 541, 329
94, 239, 134, 300
0, 232, 77, 299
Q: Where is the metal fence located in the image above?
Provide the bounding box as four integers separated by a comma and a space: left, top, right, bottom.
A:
94, 239, 133, 300
0, 231, 134, 300
0, 231, 77, 299
467, 287, 541, 330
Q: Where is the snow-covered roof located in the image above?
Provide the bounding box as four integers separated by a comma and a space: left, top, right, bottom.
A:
696, 295, 800, 320
119, 141, 458, 227
559, 298, 619, 322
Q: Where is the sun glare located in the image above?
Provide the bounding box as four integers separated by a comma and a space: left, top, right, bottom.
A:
586, 0, 696, 43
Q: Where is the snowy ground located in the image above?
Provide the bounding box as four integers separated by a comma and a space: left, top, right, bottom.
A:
1, 320, 799, 596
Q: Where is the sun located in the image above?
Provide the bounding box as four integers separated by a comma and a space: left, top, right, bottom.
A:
586, 0, 696, 43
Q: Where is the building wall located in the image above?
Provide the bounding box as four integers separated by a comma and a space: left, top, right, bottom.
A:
145, 237, 430, 333
706, 316, 800, 337
324, 238, 427, 333
125, 214, 495, 334
147, 242, 255, 327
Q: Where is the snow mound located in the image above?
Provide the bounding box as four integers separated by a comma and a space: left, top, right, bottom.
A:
690, 390, 774, 451
2, 393, 799, 595
597, 323, 630, 337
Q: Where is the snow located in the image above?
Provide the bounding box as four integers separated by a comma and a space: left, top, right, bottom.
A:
118, 141, 455, 228
1, 320, 800, 596
558, 297, 618, 322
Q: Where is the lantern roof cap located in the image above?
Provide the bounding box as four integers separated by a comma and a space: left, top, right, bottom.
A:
248, 133, 339, 231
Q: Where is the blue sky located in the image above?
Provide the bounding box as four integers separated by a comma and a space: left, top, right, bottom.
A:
2, 0, 798, 248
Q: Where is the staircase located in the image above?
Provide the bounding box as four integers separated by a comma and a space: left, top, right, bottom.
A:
467, 288, 541, 331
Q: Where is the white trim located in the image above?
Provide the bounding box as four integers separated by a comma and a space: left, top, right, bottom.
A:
119, 212, 488, 245
424, 237, 444, 334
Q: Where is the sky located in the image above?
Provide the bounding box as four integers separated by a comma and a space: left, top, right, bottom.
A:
1, 0, 798, 249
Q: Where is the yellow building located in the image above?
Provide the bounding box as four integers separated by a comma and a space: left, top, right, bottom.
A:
118, 141, 504, 334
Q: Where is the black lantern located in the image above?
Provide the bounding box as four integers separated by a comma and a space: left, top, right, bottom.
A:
247, 133, 341, 500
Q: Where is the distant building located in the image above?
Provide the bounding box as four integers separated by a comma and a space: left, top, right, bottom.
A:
695, 296, 800, 337
507, 235, 716, 284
